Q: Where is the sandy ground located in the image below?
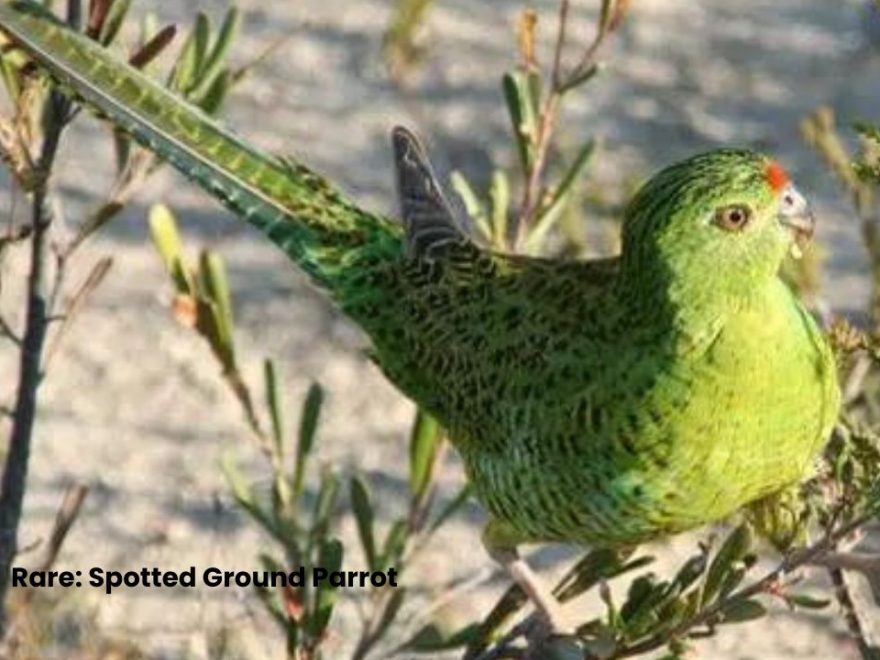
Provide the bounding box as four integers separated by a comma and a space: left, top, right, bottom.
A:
1, 0, 880, 658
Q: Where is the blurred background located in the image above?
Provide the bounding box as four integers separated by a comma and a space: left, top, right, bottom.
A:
1, 0, 878, 657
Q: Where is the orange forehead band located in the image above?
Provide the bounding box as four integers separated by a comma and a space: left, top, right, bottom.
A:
764, 160, 789, 192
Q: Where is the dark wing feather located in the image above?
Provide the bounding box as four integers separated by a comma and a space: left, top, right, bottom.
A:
392, 126, 465, 262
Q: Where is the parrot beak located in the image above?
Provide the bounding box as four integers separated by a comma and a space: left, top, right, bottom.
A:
777, 184, 814, 259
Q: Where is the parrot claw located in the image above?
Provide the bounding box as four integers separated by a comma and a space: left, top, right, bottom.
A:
482, 519, 580, 637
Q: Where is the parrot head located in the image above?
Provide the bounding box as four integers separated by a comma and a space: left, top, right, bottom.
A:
619, 149, 814, 302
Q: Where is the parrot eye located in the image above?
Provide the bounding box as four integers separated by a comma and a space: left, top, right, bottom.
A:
713, 204, 752, 232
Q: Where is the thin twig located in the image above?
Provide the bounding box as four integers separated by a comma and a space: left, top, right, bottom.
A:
811, 551, 880, 604
0, 315, 20, 346
0, 1, 79, 634
513, 0, 624, 248
550, 0, 570, 90
35, 483, 89, 574
828, 567, 880, 660
408, 566, 495, 633
43, 256, 113, 370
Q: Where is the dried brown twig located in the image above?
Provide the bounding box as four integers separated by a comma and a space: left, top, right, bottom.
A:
513, 0, 628, 247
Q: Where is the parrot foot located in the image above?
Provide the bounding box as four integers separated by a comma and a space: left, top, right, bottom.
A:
504, 555, 577, 635
482, 519, 579, 637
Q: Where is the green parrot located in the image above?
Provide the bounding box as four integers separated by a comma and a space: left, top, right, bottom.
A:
0, 1, 840, 630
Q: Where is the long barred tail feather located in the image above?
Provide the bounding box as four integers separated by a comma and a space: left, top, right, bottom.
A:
0, 0, 402, 295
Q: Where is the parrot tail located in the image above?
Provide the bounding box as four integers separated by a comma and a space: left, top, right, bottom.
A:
0, 1, 403, 298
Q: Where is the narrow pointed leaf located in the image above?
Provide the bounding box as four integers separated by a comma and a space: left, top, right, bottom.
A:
350, 475, 378, 571
222, 452, 280, 540
554, 548, 653, 603
489, 169, 510, 246
502, 70, 539, 172
427, 483, 472, 535
264, 359, 285, 454
98, 0, 130, 45
671, 553, 707, 593
450, 171, 491, 240
380, 519, 408, 568
400, 622, 482, 653
192, 12, 211, 73
523, 139, 595, 252
702, 525, 753, 605
785, 593, 831, 610
293, 383, 323, 497
409, 410, 441, 498
466, 583, 527, 656
309, 538, 343, 637
191, 7, 240, 99
0, 53, 22, 100
198, 69, 231, 115
310, 468, 340, 544
198, 250, 235, 364
719, 598, 767, 624
371, 587, 407, 643
148, 204, 193, 294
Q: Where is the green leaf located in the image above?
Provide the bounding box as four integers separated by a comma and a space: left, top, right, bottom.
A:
198, 69, 232, 116
190, 7, 240, 100
371, 587, 407, 643
502, 70, 540, 172
192, 12, 211, 74
785, 593, 831, 610
0, 50, 22, 100
399, 622, 482, 653
621, 574, 677, 639
523, 139, 595, 253
310, 468, 340, 544
222, 451, 281, 541
350, 475, 378, 571
308, 539, 343, 637
654, 595, 689, 634
169, 14, 206, 93
718, 598, 767, 624
198, 250, 235, 363
554, 548, 653, 603
450, 171, 491, 242
252, 554, 291, 630
466, 583, 528, 657
489, 169, 510, 246
702, 524, 753, 605
671, 553, 707, 593
718, 566, 747, 600
293, 383, 323, 497
98, 0, 131, 45
409, 410, 441, 499
263, 359, 293, 508
148, 204, 193, 294
264, 360, 285, 455
427, 483, 472, 536
380, 519, 408, 568
621, 574, 658, 621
